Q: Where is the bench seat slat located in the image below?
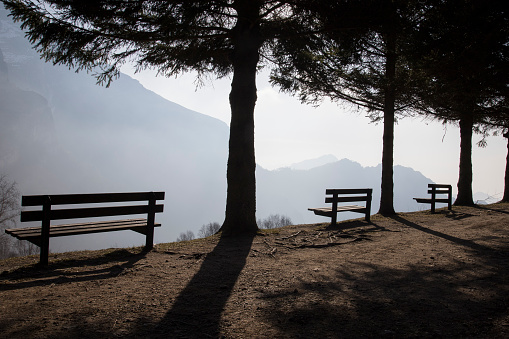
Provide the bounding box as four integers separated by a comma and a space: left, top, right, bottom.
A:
7, 218, 148, 235
309, 205, 367, 216
5, 218, 161, 240
414, 198, 450, 204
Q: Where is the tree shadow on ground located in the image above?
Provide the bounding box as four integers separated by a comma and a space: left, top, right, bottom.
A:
443, 210, 477, 220
391, 215, 496, 253
325, 219, 388, 232
131, 233, 254, 338
475, 204, 509, 215
259, 216, 509, 338
0, 248, 146, 290
260, 259, 508, 338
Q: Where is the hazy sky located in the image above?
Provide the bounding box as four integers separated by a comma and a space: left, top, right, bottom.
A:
121, 66, 507, 201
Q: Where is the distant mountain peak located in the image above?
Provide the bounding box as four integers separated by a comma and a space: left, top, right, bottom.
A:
285, 154, 339, 171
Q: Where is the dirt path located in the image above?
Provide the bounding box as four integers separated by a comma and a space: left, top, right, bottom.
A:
1, 204, 509, 338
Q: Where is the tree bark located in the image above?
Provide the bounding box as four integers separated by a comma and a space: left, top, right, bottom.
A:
378, 32, 397, 216
454, 114, 474, 206
503, 132, 509, 202
221, 1, 261, 236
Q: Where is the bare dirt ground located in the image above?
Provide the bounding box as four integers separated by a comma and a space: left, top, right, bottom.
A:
1, 203, 509, 338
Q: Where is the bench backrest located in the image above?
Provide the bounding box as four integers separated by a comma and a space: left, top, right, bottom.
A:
427, 184, 452, 195
21, 192, 165, 222
325, 188, 373, 204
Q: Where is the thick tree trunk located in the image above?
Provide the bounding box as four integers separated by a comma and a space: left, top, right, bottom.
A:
378, 33, 396, 216
503, 132, 509, 202
221, 1, 261, 236
379, 106, 396, 215
454, 114, 474, 206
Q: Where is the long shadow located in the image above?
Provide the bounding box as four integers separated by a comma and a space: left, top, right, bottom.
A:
134, 233, 254, 338
0, 249, 146, 291
325, 219, 393, 234
258, 216, 509, 338
261, 259, 509, 338
391, 215, 495, 253
443, 209, 476, 220
325, 219, 372, 231
475, 204, 509, 215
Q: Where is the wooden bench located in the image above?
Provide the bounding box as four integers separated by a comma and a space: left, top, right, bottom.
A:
5, 191, 164, 266
308, 188, 373, 225
414, 184, 452, 213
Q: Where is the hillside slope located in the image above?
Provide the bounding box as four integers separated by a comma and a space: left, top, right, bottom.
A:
2, 8, 437, 252
0, 9, 229, 249
1, 204, 508, 338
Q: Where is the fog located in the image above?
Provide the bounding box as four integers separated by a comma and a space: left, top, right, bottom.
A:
0, 10, 491, 253
1, 11, 230, 250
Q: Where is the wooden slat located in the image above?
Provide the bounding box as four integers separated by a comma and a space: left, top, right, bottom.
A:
21, 204, 164, 222
5, 219, 161, 240
428, 184, 452, 189
308, 207, 334, 217
414, 198, 450, 204
309, 205, 366, 216
326, 188, 372, 195
414, 198, 433, 204
427, 189, 451, 194
22, 192, 165, 206
6, 219, 144, 237
8, 218, 147, 236
336, 205, 367, 211
325, 196, 370, 203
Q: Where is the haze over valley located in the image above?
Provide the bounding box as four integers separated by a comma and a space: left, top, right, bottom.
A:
0, 10, 471, 252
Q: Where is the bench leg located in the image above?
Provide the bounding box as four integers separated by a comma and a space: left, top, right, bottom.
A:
144, 192, 156, 251
40, 237, 49, 266
40, 196, 51, 266
331, 212, 337, 226
366, 192, 372, 222
145, 227, 154, 251
331, 198, 338, 226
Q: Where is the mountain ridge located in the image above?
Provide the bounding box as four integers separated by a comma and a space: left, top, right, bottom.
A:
257, 158, 433, 225
283, 154, 339, 171
1, 10, 436, 252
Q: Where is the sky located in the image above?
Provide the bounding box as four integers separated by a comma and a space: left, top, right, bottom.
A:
121, 66, 508, 202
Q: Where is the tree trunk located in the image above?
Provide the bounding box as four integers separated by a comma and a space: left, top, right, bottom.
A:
454, 114, 474, 206
378, 32, 397, 216
220, 1, 261, 236
503, 132, 509, 202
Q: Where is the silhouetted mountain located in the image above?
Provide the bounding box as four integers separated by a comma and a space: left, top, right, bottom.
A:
1, 11, 229, 250
1, 10, 435, 253
256, 159, 434, 224
286, 154, 338, 170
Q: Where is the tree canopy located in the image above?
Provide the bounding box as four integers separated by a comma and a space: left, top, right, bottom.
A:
2, 0, 319, 235
409, 0, 508, 205
3, 0, 508, 223
271, 0, 425, 215
271, 0, 508, 209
